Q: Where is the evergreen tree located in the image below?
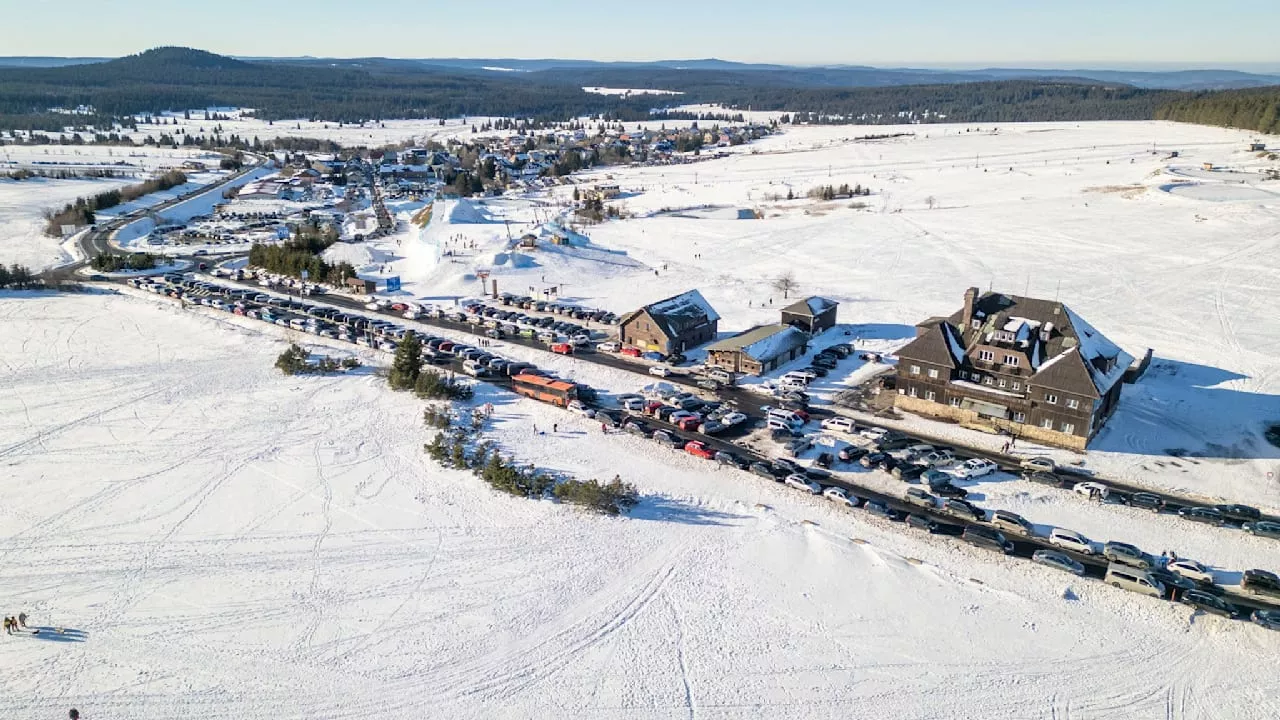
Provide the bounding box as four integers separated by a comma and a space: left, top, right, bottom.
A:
387, 332, 422, 390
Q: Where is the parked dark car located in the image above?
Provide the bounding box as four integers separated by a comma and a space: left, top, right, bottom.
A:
905, 513, 939, 533
596, 410, 622, 429
945, 498, 985, 521
1178, 506, 1226, 526
933, 483, 970, 499
1242, 569, 1280, 599
962, 526, 1013, 554
892, 464, 926, 483
1243, 520, 1280, 540
772, 458, 803, 475
652, 430, 685, 449
805, 365, 828, 377
1214, 504, 1261, 523
863, 500, 903, 521
1023, 471, 1066, 488
1253, 609, 1280, 631
750, 462, 781, 481
1129, 492, 1166, 512
715, 451, 747, 469
1150, 568, 1197, 597
838, 445, 868, 463
860, 451, 889, 468
1180, 589, 1238, 618
815, 452, 834, 469
804, 466, 833, 483
623, 420, 651, 438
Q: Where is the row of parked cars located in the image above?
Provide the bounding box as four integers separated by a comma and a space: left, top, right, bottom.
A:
494, 293, 619, 325
139, 276, 574, 386
462, 301, 595, 345
607, 387, 749, 436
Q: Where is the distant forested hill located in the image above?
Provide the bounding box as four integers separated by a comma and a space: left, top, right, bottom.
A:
1155, 88, 1280, 134
1, 47, 1270, 135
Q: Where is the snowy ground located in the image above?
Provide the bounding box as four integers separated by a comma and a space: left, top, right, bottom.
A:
341, 120, 1280, 507
2, 290, 1278, 720
0, 177, 135, 271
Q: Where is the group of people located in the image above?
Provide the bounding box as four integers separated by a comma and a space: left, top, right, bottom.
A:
3, 613, 28, 634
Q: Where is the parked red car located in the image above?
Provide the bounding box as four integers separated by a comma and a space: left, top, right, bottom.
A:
684, 440, 715, 459
390, 303, 407, 312
644, 401, 664, 415
550, 342, 574, 355
620, 347, 643, 357
676, 415, 703, 432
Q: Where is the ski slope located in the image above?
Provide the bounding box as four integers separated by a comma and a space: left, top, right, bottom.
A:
1, 291, 1278, 720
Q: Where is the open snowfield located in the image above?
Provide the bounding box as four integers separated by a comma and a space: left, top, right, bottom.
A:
0, 177, 135, 271
348, 120, 1280, 508
2, 290, 1279, 720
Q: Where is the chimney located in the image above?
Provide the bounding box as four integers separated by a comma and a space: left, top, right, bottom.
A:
962, 286, 980, 327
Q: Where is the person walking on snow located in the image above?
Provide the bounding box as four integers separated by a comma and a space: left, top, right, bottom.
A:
3, 617, 11, 635
17, 613, 26, 629
552, 423, 558, 433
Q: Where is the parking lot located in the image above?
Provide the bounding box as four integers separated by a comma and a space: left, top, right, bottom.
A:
120, 270, 1280, 629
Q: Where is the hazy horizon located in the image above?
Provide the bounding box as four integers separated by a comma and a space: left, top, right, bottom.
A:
3, 0, 1278, 68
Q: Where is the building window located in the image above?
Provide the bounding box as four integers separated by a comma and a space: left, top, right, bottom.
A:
1066, 398, 1080, 410
925, 391, 937, 401
997, 379, 1007, 388
950, 397, 962, 407
959, 370, 968, 380
1041, 419, 1053, 429
1062, 422, 1076, 434
1045, 393, 1058, 405
1012, 382, 1021, 391
984, 376, 994, 386
971, 319, 981, 329
1013, 412, 1026, 423
909, 365, 921, 375
908, 386, 918, 398
1004, 355, 1019, 366
927, 368, 939, 379
979, 350, 994, 362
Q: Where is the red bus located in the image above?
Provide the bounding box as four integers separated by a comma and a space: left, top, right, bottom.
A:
511, 374, 578, 407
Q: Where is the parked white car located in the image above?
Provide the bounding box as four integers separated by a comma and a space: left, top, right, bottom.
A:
823, 486, 857, 507
1073, 481, 1110, 500
720, 412, 748, 427
859, 426, 889, 441
596, 341, 621, 352
1048, 527, 1095, 555
949, 458, 998, 479
567, 400, 595, 417
1166, 558, 1214, 584
785, 474, 823, 494
571, 334, 591, 346
649, 366, 672, 377
820, 417, 856, 434
621, 397, 646, 412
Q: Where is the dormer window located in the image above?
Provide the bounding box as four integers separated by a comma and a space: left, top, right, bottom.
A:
1004, 355, 1019, 366
978, 350, 994, 362
971, 319, 982, 329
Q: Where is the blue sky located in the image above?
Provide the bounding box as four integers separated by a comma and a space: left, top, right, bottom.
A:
6, 0, 1280, 69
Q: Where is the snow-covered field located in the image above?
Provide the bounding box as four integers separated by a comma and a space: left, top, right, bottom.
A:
346, 120, 1280, 508
2, 290, 1278, 720
0, 177, 134, 271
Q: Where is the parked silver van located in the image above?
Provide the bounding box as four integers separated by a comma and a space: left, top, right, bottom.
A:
1104, 564, 1165, 598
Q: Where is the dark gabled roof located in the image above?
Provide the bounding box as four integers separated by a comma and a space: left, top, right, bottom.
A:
631, 290, 719, 338
895, 324, 961, 369
946, 291, 1132, 395
1030, 349, 1101, 399
781, 296, 838, 317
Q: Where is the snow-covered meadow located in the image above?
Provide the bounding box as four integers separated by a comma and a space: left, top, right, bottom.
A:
2, 291, 1278, 720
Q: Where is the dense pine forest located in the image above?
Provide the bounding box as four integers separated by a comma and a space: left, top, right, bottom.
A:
1154, 88, 1280, 134
0, 48, 1276, 134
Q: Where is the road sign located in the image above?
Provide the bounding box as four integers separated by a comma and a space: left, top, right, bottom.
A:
476, 270, 490, 282
300, 269, 309, 280
386, 276, 402, 292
